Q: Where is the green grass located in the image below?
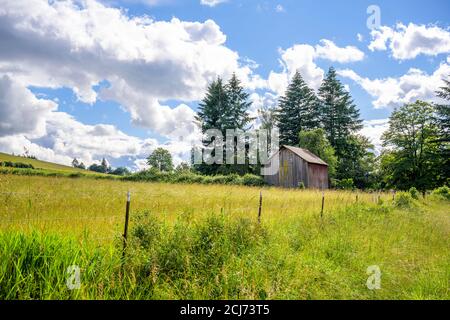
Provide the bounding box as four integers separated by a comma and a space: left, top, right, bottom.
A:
0, 152, 108, 177
0, 174, 448, 300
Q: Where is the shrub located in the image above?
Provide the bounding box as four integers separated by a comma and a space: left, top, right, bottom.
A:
394, 192, 414, 208
0, 161, 34, 169
409, 187, 419, 200
334, 178, 354, 190
432, 186, 450, 200
241, 174, 265, 186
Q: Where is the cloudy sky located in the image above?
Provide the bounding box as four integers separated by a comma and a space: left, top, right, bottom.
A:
0, 0, 449, 170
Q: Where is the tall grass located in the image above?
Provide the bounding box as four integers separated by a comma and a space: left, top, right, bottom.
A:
0, 174, 448, 299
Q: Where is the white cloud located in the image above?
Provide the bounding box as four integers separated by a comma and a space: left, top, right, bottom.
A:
339, 57, 450, 108
0, 0, 253, 139
0, 75, 56, 137
368, 23, 450, 60
200, 0, 227, 7
360, 119, 389, 153
315, 39, 365, 63
267, 40, 364, 95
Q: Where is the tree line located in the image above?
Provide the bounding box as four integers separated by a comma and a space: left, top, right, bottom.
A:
193, 68, 449, 191
70, 69, 449, 192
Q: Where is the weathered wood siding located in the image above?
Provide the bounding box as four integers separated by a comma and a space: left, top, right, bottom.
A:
307, 163, 329, 189
263, 148, 329, 189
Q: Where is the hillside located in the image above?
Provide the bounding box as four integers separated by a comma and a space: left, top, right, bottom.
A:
0, 152, 107, 176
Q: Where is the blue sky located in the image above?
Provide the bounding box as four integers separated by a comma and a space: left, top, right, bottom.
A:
0, 0, 449, 170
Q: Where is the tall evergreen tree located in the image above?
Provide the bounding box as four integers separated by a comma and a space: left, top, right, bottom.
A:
225, 73, 252, 130
195, 77, 229, 135
318, 67, 363, 158
195, 75, 253, 175
276, 71, 320, 146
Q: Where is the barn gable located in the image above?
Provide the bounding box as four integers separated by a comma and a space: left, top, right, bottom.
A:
263, 145, 329, 189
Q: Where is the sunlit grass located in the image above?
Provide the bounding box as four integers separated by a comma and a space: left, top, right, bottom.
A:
0, 174, 448, 299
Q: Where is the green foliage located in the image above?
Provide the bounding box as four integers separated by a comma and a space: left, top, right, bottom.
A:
124, 169, 265, 187
297, 181, 305, 189
195, 74, 253, 175
333, 178, 354, 190
147, 148, 174, 172
381, 101, 441, 191
276, 71, 319, 146
409, 187, 419, 200
109, 167, 131, 176
432, 186, 450, 200
298, 128, 337, 177
394, 192, 415, 208
240, 173, 265, 186
0, 161, 34, 169
318, 67, 363, 159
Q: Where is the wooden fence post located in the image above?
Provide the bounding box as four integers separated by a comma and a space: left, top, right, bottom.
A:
320, 191, 325, 218
122, 191, 131, 263
258, 191, 262, 224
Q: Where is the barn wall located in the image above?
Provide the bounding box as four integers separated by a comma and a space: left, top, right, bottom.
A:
264, 148, 329, 189
308, 163, 329, 189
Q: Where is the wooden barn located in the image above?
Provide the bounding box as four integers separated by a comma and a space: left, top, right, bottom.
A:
263, 145, 329, 189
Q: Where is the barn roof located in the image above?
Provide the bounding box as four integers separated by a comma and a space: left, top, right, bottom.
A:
283, 145, 328, 166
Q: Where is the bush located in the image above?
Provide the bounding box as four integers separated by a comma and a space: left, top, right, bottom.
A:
240, 174, 265, 186
334, 178, 354, 190
394, 192, 414, 208
409, 187, 419, 200
0, 161, 34, 169
432, 186, 450, 200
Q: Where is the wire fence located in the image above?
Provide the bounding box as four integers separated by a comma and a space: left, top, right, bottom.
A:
0, 189, 395, 244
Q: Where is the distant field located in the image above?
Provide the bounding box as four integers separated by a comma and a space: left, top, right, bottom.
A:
0, 174, 449, 300
0, 152, 107, 176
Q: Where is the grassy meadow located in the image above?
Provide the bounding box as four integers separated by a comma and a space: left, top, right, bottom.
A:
0, 173, 449, 300
0, 152, 109, 177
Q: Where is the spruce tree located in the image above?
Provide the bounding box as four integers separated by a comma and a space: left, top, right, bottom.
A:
195, 77, 229, 135
225, 73, 252, 130
195, 75, 253, 175
318, 67, 363, 159
276, 71, 319, 146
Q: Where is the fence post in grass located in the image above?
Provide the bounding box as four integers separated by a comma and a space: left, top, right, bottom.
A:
122, 191, 131, 263
356, 192, 359, 203
258, 191, 263, 224
320, 191, 325, 218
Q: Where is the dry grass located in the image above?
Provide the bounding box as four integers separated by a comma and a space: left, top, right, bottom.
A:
0, 174, 448, 299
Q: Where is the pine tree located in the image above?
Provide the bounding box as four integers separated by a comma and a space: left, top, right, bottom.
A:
195, 75, 253, 175
195, 77, 229, 135
225, 73, 252, 130
318, 67, 362, 159
276, 71, 319, 146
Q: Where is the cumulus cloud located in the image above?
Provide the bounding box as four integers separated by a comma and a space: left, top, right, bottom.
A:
360, 119, 389, 153
0, 108, 194, 169
339, 57, 450, 108
0, 75, 56, 137
0, 0, 252, 139
368, 23, 450, 60
267, 40, 364, 95
315, 39, 365, 63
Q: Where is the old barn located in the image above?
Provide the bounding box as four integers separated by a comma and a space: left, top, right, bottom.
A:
263, 145, 329, 189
